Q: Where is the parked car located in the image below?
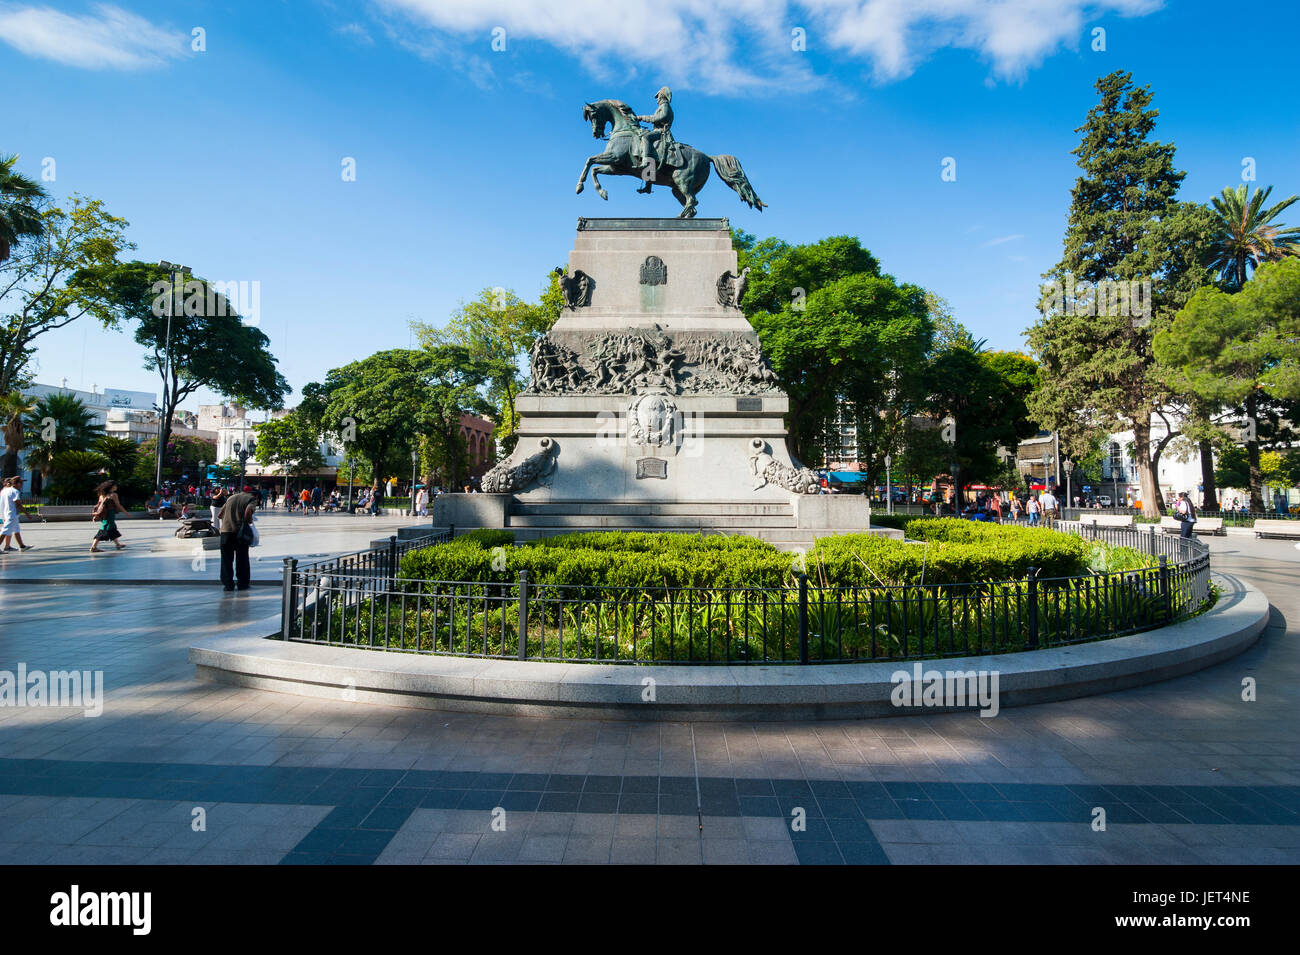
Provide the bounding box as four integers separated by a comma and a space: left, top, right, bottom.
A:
1096, 495, 1113, 507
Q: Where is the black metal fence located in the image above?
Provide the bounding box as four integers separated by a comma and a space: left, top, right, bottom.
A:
279, 524, 1212, 665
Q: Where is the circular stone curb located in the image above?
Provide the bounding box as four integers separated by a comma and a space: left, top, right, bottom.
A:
188, 574, 1267, 721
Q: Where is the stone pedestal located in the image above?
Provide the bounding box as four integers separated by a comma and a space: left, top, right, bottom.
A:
458, 218, 875, 545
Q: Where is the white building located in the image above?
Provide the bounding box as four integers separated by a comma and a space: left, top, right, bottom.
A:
2, 381, 157, 488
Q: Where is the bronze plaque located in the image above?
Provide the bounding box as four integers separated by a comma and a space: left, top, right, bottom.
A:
636, 457, 668, 480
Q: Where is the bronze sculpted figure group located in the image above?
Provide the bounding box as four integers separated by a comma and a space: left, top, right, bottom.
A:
576, 89, 767, 219
527, 328, 780, 397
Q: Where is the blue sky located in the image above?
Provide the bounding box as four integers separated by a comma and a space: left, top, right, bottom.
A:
3, 0, 1298, 412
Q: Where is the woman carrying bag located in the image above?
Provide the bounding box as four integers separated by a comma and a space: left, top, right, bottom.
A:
1175, 491, 1197, 539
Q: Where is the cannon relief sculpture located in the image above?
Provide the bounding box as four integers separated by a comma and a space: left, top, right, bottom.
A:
747, 438, 820, 495
480, 437, 559, 494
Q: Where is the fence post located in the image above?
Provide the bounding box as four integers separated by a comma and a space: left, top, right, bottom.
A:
798, 573, 809, 664
1159, 555, 1170, 621
1148, 523, 1156, 556
449, 522, 455, 541
281, 557, 298, 640
1026, 566, 1039, 649
517, 569, 530, 660
1091, 519, 1097, 540
388, 535, 398, 589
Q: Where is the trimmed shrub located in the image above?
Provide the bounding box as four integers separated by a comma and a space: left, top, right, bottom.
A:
400, 522, 1142, 590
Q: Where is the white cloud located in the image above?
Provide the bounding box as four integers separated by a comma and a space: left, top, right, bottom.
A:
808, 0, 1164, 81
373, 0, 1163, 90
0, 2, 187, 69
984, 233, 1025, 246
337, 22, 374, 46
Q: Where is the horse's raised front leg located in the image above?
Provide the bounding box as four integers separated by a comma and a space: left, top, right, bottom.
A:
591, 166, 614, 201
576, 151, 615, 195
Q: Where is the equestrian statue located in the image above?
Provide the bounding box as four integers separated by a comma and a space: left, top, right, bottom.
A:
575, 87, 767, 219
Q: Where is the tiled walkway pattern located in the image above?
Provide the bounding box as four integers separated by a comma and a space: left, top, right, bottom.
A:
1, 530, 1298, 863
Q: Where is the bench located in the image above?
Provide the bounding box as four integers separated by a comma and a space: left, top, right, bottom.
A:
1253, 519, 1300, 539
1160, 516, 1225, 536
1079, 514, 1135, 529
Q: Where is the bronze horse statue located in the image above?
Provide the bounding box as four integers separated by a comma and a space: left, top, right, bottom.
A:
575, 99, 766, 219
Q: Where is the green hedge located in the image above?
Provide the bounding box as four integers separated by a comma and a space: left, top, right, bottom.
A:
399, 522, 1152, 590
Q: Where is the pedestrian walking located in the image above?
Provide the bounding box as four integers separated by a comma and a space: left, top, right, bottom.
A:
1040, 488, 1058, 525
299, 486, 311, 515
416, 486, 428, 517
89, 480, 129, 553
218, 484, 258, 592
310, 484, 322, 515
0, 475, 32, 552
1027, 495, 1040, 526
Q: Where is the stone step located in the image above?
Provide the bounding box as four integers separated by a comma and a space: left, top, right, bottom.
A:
503, 525, 898, 549
511, 500, 795, 517
509, 513, 799, 529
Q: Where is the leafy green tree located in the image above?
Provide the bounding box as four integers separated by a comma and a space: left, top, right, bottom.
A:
0, 389, 34, 477
924, 347, 1040, 508
0, 195, 130, 396
92, 435, 139, 482
314, 349, 443, 492
1215, 443, 1249, 492
101, 261, 289, 485
254, 411, 325, 497
22, 392, 103, 483
132, 434, 216, 486
420, 344, 495, 489
0, 154, 46, 263
1208, 184, 1300, 290
1026, 71, 1216, 517
1155, 258, 1300, 509
736, 232, 931, 467
413, 274, 558, 455
46, 449, 108, 501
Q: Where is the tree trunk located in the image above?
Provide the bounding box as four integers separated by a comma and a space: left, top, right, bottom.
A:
0, 447, 17, 479
1199, 439, 1218, 511
1245, 391, 1264, 511
1132, 419, 1163, 517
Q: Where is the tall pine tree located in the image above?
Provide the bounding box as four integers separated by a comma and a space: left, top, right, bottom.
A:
1027, 71, 1213, 516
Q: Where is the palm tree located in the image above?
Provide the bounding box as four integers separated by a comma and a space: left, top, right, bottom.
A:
1208, 184, 1300, 289
92, 435, 140, 481
22, 392, 104, 480
0, 390, 35, 478
0, 154, 47, 262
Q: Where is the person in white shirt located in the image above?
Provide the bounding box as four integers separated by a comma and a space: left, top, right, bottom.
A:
1039, 489, 1058, 524
0, 475, 32, 552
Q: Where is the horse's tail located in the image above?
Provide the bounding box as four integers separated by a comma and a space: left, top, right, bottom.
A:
710, 154, 767, 211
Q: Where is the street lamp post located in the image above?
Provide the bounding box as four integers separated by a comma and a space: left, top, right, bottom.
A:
233, 438, 255, 490
154, 262, 191, 492
1064, 458, 1074, 513
884, 454, 893, 516
1041, 452, 1051, 490
346, 456, 355, 514
410, 450, 419, 518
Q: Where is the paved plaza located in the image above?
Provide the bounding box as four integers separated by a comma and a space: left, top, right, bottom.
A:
0, 515, 1296, 865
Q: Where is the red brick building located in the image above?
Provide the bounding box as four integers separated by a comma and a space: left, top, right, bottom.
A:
462, 413, 495, 479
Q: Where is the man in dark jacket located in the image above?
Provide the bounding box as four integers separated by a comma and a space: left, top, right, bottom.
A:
218, 485, 258, 591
